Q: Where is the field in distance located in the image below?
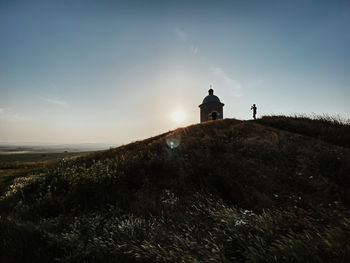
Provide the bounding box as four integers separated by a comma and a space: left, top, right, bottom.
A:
0, 143, 114, 162
0, 151, 92, 163
0, 143, 112, 194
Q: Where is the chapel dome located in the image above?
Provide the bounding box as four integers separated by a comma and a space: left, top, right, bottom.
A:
202, 89, 221, 104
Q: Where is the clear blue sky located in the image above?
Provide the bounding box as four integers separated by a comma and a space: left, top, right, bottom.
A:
1, 0, 349, 144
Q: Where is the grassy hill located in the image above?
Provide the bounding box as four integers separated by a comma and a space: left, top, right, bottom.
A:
0, 116, 349, 262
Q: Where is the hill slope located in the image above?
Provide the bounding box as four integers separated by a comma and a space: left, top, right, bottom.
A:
1, 116, 349, 262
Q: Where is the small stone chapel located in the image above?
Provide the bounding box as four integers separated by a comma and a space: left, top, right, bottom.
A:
199, 89, 224, 123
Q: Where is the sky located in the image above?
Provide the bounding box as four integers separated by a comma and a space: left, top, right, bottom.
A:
0, 0, 349, 144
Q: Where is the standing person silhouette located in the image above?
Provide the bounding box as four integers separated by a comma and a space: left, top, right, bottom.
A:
251, 104, 257, 120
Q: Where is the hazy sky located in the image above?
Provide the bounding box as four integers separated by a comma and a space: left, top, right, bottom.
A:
1, 0, 349, 144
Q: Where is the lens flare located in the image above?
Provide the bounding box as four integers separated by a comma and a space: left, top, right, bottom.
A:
166, 133, 181, 149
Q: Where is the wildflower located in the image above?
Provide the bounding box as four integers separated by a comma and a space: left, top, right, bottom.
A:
235, 219, 247, 226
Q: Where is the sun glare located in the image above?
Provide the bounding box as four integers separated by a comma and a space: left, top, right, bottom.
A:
172, 110, 185, 122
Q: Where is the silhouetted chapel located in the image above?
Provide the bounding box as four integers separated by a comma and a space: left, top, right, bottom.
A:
199, 89, 224, 123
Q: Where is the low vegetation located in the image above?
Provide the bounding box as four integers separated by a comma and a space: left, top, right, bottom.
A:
0, 152, 91, 196
0, 116, 349, 262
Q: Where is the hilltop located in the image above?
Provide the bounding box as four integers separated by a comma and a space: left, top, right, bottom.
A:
0, 116, 349, 262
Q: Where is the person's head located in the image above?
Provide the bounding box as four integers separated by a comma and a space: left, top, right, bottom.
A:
253, 104, 256, 107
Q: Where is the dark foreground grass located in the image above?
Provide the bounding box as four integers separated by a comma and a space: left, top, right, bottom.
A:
0, 116, 349, 262
1, 197, 349, 263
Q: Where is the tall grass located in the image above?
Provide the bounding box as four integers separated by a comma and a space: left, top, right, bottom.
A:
258, 114, 350, 148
